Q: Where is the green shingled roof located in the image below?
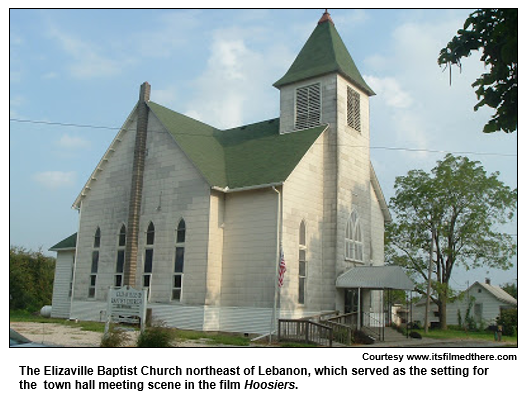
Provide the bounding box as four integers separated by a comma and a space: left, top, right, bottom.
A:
273, 19, 375, 96
49, 232, 77, 251
148, 101, 327, 190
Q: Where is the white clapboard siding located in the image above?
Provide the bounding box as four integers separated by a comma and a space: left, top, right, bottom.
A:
51, 251, 75, 319
71, 300, 108, 322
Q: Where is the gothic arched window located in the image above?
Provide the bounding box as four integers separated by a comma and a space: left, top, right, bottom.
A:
115, 224, 126, 287
345, 209, 363, 263
89, 227, 101, 297
143, 222, 155, 289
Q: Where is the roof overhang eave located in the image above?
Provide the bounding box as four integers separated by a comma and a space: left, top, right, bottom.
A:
336, 266, 414, 291
211, 181, 284, 194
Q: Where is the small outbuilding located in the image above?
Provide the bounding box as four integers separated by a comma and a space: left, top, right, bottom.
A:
413, 279, 517, 327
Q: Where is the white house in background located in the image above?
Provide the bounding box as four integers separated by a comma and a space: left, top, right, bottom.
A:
413, 279, 517, 327
49, 11, 413, 334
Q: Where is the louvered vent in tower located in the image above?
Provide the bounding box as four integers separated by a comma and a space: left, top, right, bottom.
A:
347, 86, 361, 132
295, 83, 321, 130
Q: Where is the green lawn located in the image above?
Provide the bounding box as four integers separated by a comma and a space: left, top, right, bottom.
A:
417, 327, 517, 343
173, 329, 251, 346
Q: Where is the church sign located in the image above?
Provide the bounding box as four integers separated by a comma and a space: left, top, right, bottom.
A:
107, 286, 147, 327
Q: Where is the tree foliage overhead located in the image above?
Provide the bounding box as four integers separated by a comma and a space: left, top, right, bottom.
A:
386, 154, 517, 329
438, 9, 517, 133
10, 246, 56, 312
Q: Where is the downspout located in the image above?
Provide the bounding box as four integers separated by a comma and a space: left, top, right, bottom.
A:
124, 82, 151, 287
270, 185, 282, 343
357, 287, 361, 330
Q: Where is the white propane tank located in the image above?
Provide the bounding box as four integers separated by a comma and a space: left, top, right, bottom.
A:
40, 305, 52, 318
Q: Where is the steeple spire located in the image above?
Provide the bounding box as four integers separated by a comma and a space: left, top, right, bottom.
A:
318, 9, 334, 25
273, 11, 375, 96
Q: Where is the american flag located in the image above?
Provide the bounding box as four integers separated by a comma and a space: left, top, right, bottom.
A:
278, 248, 287, 288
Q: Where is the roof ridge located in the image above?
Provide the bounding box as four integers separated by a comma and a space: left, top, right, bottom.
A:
148, 102, 327, 190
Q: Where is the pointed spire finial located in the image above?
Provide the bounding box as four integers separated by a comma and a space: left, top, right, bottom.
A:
318, 9, 334, 25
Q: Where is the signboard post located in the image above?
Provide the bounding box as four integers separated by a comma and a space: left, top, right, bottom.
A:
106, 286, 147, 331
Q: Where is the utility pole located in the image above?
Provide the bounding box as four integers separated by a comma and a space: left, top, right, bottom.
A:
424, 227, 436, 334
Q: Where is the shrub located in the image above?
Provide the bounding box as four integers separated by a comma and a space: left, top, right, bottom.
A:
497, 308, 517, 336
9, 247, 55, 312
137, 324, 175, 348
100, 326, 131, 348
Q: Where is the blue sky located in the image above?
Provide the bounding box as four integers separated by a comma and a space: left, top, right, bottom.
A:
9, 8, 518, 289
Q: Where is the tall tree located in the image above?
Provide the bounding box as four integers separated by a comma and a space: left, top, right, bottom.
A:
386, 154, 517, 329
438, 9, 517, 133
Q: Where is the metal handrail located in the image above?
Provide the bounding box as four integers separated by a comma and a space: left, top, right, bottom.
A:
278, 319, 333, 347
360, 311, 385, 341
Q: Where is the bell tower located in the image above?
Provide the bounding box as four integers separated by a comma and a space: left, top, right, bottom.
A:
274, 10, 374, 134
274, 10, 377, 308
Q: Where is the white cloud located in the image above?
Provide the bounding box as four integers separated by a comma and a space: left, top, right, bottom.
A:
33, 171, 76, 189
367, 12, 493, 162
364, 76, 413, 109
334, 9, 370, 28
183, 26, 288, 128
151, 87, 178, 107
47, 25, 122, 78
56, 134, 90, 150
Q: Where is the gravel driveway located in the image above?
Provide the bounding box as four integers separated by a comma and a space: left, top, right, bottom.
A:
9, 322, 245, 347
10, 322, 124, 347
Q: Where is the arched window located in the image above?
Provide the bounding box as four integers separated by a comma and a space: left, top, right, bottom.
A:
115, 224, 126, 287
146, 222, 155, 245
345, 209, 364, 263
177, 219, 186, 243
118, 224, 126, 247
298, 221, 307, 304
173, 219, 186, 301
89, 227, 101, 298
93, 227, 101, 248
143, 222, 155, 289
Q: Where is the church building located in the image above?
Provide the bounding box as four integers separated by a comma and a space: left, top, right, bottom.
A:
49, 11, 412, 334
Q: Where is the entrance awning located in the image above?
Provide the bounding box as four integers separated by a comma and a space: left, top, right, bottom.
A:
336, 266, 414, 290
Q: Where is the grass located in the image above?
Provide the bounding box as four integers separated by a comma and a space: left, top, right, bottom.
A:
174, 329, 251, 346
416, 327, 517, 344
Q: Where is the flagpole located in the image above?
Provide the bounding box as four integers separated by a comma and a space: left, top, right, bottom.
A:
270, 186, 281, 344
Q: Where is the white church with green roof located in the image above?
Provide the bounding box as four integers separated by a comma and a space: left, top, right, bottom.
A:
50, 11, 412, 335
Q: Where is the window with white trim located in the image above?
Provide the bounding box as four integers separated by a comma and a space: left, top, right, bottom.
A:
347, 86, 361, 132
173, 219, 185, 301
295, 83, 321, 130
298, 221, 307, 304
345, 209, 364, 263
115, 224, 126, 287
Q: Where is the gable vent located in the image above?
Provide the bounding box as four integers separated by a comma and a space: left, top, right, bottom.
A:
295, 83, 321, 130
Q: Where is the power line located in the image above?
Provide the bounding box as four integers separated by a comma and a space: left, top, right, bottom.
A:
369, 146, 516, 158
10, 117, 517, 158
10, 118, 122, 131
